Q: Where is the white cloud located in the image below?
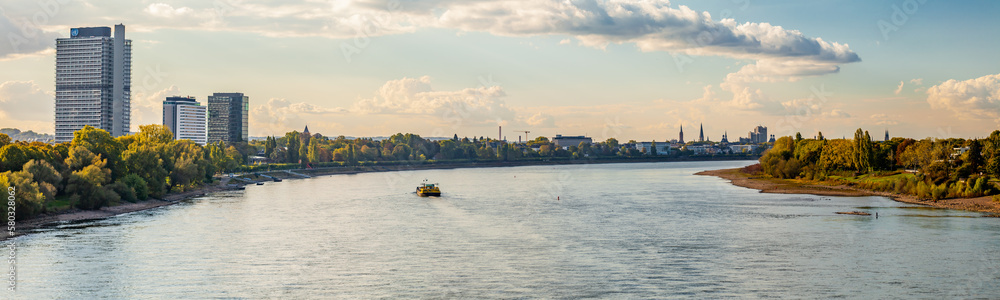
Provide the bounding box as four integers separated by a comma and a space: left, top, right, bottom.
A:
526, 112, 555, 128
0, 0, 859, 68
130, 85, 182, 131
0, 80, 53, 132
926, 73, 1000, 121
251, 98, 348, 135
144, 3, 195, 18
894, 81, 904, 95
825, 109, 851, 118
559, 38, 571, 45
352, 76, 516, 126
870, 113, 898, 126
910, 78, 923, 85
438, 1, 857, 65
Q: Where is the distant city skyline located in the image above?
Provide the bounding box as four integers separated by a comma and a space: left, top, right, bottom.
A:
1, 0, 998, 141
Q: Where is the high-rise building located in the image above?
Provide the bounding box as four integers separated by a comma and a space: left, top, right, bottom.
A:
54, 24, 131, 142
749, 125, 768, 144
207, 93, 249, 143
163, 96, 207, 145
884, 130, 889, 142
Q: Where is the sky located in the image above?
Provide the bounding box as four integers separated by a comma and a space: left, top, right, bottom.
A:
0, 0, 998, 142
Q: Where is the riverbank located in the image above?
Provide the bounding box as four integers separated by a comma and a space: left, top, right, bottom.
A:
7, 157, 758, 241
696, 168, 1000, 214
3, 181, 240, 241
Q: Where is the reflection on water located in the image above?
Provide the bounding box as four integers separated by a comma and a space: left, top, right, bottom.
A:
8, 161, 1000, 298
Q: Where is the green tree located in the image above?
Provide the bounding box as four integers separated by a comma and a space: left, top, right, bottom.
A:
0, 143, 28, 172
65, 174, 118, 210
347, 144, 357, 165
605, 138, 619, 152
985, 130, 1000, 177
0, 171, 44, 219
122, 144, 168, 198
650, 141, 658, 156
23, 159, 61, 201
264, 136, 276, 157
120, 174, 150, 201
965, 139, 984, 175
298, 135, 310, 164
307, 136, 319, 163
136, 124, 174, 145
852, 129, 873, 173
0, 133, 10, 147
71, 125, 124, 180
392, 144, 412, 160
285, 131, 300, 163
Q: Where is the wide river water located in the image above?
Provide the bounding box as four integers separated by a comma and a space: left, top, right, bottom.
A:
8, 161, 1000, 298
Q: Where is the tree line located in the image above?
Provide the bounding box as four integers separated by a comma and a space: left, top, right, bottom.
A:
1, 125, 756, 220
0, 125, 254, 220
759, 129, 1000, 200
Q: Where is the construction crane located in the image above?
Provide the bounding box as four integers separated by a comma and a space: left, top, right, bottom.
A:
515, 130, 531, 144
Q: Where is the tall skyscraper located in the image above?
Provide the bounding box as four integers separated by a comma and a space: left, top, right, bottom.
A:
749, 125, 768, 144
163, 96, 207, 145
207, 93, 249, 143
884, 130, 889, 142
54, 24, 131, 142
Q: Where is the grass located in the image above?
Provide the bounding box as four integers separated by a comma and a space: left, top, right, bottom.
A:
828, 171, 915, 185
45, 195, 73, 212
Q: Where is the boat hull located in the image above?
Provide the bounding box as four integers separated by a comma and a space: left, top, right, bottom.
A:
417, 191, 441, 197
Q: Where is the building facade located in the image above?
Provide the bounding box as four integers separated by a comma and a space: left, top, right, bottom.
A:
54, 24, 131, 142
552, 134, 592, 149
637, 141, 671, 155
207, 92, 249, 143
749, 125, 768, 144
163, 96, 207, 145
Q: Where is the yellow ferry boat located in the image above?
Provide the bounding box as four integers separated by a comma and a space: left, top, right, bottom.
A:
416, 180, 441, 197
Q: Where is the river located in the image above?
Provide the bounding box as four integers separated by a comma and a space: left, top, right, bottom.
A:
8, 161, 1000, 298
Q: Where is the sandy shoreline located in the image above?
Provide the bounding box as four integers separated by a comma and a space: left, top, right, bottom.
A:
696, 168, 1000, 214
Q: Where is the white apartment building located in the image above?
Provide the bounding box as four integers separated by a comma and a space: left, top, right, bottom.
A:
163, 96, 207, 145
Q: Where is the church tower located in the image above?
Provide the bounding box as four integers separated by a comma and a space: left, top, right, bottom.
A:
699, 123, 704, 142
679, 124, 684, 144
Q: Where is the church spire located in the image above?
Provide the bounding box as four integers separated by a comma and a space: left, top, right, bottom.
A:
679, 124, 684, 144
699, 123, 704, 142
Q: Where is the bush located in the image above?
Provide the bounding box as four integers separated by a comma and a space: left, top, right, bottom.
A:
67, 175, 119, 210
740, 163, 763, 175
931, 184, 947, 201
108, 181, 137, 203
120, 174, 149, 201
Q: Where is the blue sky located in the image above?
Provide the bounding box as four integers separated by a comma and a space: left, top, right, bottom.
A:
0, 0, 998, 141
